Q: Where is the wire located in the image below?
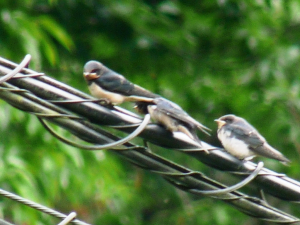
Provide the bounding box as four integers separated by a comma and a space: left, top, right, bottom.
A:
0, 55, 299, 223
0, 54, 31, 84
0, 188, 90, 225
38, 114, 151, 150
188, 162, 264, 196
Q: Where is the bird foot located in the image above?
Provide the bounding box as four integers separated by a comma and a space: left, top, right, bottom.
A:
97, 98, 114, 107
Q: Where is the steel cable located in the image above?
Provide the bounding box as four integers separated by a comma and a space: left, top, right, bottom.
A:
1, 56, 300, 202
0, 56, 299, 223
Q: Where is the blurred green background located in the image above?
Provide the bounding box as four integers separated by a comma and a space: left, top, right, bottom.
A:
1, 0, 300, 224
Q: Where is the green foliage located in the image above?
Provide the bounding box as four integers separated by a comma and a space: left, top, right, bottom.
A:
1, 0, 300, 224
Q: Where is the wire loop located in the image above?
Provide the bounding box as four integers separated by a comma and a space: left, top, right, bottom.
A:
38, 114, 151, 150
188, 162, 264, 196
0, 54, 31, 84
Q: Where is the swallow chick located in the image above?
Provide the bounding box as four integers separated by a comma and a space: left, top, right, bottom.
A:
83, 60, 210, 144
135, 97, 211, 141
215, 114, 290, 164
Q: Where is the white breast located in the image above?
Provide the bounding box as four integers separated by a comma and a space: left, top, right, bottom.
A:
218, 129, 255, 159
88, 82, 125, 104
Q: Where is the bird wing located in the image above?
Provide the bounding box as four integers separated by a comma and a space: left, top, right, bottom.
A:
95, 73, 135, 96
153, 98, 210, 134
228, 123, 265, 148
96, 73, 159, 98
228, 122, 290, 162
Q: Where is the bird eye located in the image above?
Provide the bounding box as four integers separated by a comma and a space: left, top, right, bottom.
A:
91, 69, 99, 73
225, 118, 232, 123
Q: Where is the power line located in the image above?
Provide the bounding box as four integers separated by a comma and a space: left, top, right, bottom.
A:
0, 56, 299, 223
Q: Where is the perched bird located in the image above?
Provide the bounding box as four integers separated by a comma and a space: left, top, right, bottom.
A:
83, 60, 159, 103
215, 114, 290, 163
135, 97, 211, 140
83, 60, 210, 142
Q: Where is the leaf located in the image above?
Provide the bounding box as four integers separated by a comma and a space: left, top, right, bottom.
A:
37, 15, 75, 51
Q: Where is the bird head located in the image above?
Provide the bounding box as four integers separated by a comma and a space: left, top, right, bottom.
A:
214, 114, 236, 129
83, 61, 103, 81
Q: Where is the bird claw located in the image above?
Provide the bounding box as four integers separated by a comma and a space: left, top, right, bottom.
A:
98, 98, 113, 106
203, 148, 210, 154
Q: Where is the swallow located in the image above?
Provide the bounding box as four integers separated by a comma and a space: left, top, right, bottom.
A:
215, 114, 290, 164
135, 97, 211, 140
83, 60, 159, 104
83, 60, 210, 142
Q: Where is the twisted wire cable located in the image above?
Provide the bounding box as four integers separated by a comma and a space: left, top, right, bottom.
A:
0, 86, 297, 223
0, 188, 90, 225
1, 56, 299, 202
0, 56, 299, 223
0, 219, 14, 225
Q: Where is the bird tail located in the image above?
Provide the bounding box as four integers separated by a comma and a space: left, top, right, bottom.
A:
176, 125, 210, 153
191, 119, 211, 136
197, 124, 211, 136
181, 114, 211, 136
260, 143, 290, 165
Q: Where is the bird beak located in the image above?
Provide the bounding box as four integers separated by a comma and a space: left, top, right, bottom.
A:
83, 72, 100, 81
214, 119, 226, 129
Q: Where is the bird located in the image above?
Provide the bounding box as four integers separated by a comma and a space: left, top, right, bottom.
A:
214, 114, 290, 164
135, 97, 211, 139
83, 60, 210, 142
83, 60, 159, 104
